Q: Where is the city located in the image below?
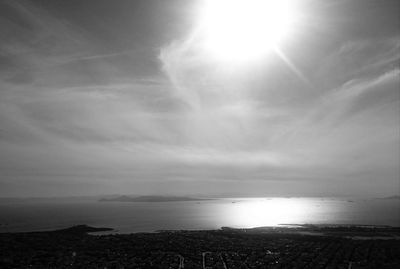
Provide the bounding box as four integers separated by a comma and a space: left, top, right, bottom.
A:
1, 225, 399, 268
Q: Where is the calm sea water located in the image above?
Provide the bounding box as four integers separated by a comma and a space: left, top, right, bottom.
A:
0, 198, 398, 233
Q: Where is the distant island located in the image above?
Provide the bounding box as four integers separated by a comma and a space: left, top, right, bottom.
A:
377, 195, 400, 200
51, 225, 113, 234
99, 195, 214, 202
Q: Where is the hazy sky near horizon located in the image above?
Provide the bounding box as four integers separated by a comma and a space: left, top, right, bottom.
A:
0, 0, 399, 197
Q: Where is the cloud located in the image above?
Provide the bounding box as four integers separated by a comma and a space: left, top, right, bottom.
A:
156, 17, 399, 196
316, 37, 400, 89
0, 0, 399, 197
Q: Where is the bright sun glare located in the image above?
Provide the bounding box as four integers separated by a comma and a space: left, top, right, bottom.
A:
198, 0, 299, 62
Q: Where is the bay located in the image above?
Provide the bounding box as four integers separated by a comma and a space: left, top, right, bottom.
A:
0, 197, 398, 233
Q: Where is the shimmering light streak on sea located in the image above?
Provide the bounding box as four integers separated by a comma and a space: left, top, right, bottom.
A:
222, 198, 340, 228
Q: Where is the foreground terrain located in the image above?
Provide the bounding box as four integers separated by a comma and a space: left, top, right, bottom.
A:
0, 225, 399, 268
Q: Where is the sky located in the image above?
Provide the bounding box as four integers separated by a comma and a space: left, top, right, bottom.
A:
0, 0, 399, 197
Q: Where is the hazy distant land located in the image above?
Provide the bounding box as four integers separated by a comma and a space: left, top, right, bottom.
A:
98, 195, 214, 202
376, 195, 400, 200
0, 195, 398, 203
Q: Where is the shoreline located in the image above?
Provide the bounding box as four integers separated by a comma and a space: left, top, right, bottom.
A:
2, 224, 399, 268
2, 224, 400, 238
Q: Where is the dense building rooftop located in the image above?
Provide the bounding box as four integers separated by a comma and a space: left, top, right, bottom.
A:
1, 225, 399, 268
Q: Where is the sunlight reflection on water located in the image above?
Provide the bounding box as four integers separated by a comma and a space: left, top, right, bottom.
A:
221, 198, 340, 228
0, 197, 398, 233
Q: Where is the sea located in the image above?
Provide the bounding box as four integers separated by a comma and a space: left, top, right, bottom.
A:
0, 197, 398, 233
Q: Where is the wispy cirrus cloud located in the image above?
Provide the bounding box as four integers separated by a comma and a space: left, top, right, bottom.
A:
0, 0, 398, 197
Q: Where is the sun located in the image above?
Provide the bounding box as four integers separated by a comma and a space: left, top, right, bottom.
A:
197, 0, 299, 62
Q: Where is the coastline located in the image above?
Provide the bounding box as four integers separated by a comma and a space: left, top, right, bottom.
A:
3, 224, 400, 239
1, 224, 399, 268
